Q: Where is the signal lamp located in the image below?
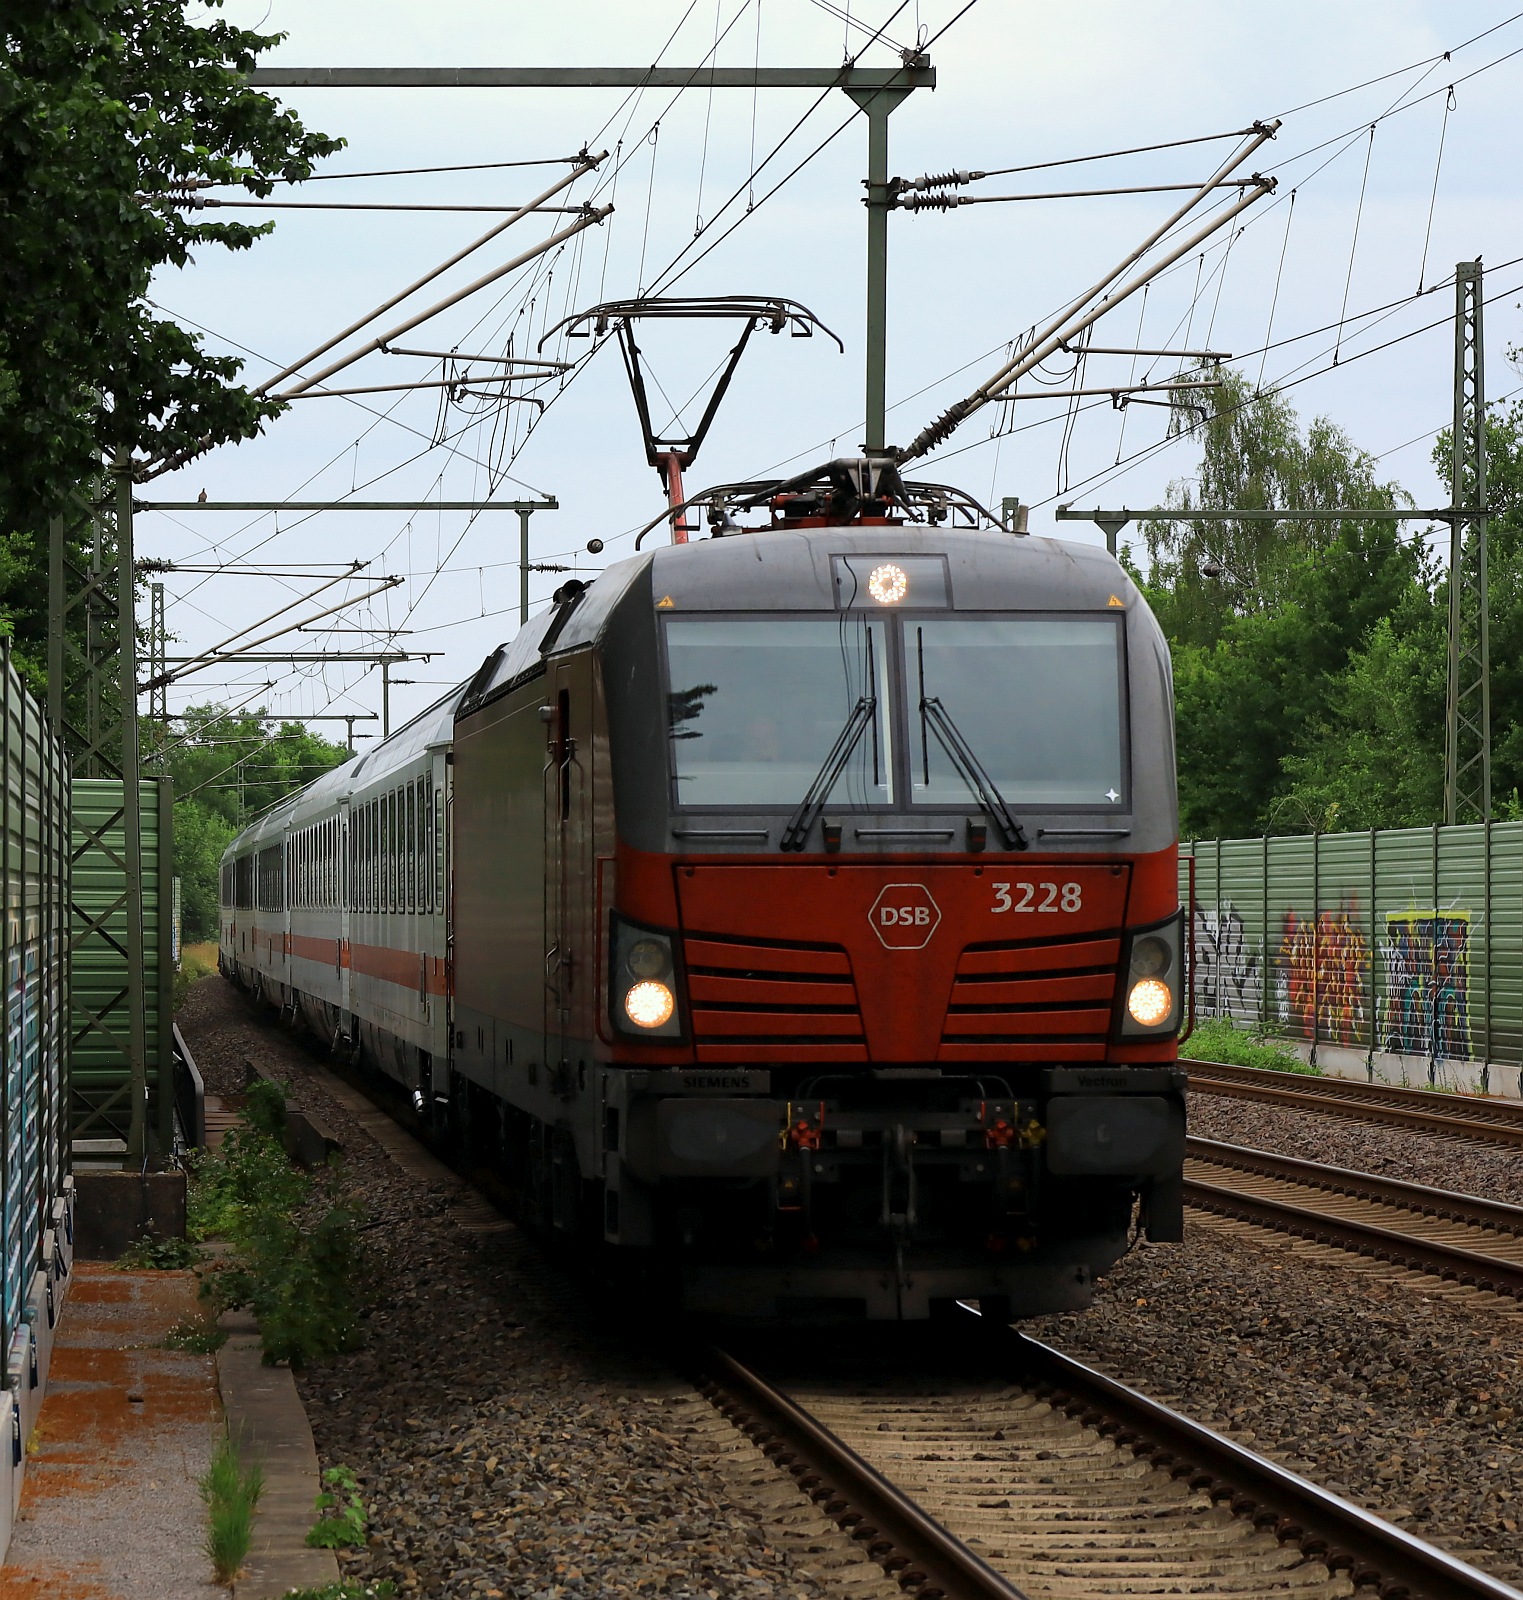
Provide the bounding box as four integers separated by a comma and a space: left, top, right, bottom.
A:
867, 562, 909, 604
1126, 978, 1172, 1027
1130, 935, 1171, 978
624, 980, 675, 1029
626, 939, 667, 979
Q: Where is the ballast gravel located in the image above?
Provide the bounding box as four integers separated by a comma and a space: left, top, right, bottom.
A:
179, 978, 896, 1600
1028, 1230, 1523, 1584
1187, 1087, 1523, 1207
182, 978, 1523, 1591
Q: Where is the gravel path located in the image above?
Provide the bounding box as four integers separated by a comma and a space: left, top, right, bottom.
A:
179, 978, 897, 1600
1187, 1090, 1523, 1207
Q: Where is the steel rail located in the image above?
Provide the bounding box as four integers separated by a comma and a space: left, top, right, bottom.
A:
1186, 1059, 1523, 1146
1187, 1135, 1523, 1232
986, 1319, 1523, 1600
1183, 1175, 1523, 1297
700, 1347, 1030, 1600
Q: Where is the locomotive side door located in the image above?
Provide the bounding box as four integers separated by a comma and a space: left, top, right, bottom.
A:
543, 651, 595, 1092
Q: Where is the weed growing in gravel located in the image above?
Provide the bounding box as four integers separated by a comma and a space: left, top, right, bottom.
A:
117, 1231, 199, 1269
201, 1428, 263, 1583
305, 1465, 369, 1549
162, 1317, 228, 1354
193, 1080, 366, 1368
1184, 1016, 1321, 1075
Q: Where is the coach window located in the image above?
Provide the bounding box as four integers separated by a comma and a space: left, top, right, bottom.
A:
369, 801, 378, 912
389, 789, 399, 913
435, 785, 445, 912
405, 782, 416, 913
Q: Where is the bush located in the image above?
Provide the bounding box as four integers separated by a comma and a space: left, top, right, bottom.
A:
305, 1466, 369, 1549
117, 1232, 198, 1270
201, 1428, 263, 1583
1183, 1015, 1321, 1075
192, 1108, 365, 1368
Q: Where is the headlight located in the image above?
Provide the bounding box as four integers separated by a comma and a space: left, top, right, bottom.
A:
624, 980, 675, 1029
609, 915, 684, 1039
1127, 978, 1172, 1027
1118, 912, 1183, 1036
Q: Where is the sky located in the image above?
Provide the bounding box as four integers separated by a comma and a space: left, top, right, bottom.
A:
147, 0, 1523, 749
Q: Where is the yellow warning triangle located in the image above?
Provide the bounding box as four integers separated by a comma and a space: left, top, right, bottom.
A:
1107, 594, 1124, 607
657, 595, 675, 608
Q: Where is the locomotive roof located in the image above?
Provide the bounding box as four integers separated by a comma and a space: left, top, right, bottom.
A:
461, 522, 1139, 709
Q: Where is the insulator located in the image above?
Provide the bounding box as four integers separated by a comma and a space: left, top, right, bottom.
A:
896, 191, 965, 212
906, 168, 981, 191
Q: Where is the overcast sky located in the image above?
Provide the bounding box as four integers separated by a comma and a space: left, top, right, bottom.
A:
148, 1, 1523, 745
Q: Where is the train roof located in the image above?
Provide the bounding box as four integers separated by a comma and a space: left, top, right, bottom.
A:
458, 518, 1140, 714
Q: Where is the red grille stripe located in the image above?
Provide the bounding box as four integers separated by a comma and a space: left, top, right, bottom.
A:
956, 937, 1121, 976
689, 974, 857, 1007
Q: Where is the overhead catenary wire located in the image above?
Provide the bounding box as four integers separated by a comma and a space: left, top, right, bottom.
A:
901, 126, 1280, 460
254, 155, 604, 396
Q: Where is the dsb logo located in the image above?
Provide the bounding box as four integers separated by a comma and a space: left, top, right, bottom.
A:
868, 884, 942, 950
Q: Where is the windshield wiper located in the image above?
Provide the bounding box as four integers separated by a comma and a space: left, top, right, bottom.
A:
781, 696, 876, 851
919, 696, 1029, 851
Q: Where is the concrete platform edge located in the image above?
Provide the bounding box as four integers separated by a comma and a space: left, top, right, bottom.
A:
217, 1309, 340, 1599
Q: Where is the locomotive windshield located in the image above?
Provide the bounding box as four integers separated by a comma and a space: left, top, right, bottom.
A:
910, 617, 1125, 807
665, 617, 894, 806
663, 612, 1126, 811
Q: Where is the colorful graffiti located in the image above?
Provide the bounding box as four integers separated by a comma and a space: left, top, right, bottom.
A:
1379, 910, 1471, 1062
1279, 908, 1369, 1046
1193, 901, 1261, 1022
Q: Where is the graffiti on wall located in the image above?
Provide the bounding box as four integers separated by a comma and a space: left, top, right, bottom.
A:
1192, 901, 1261, 1021
1379, 910, 1471, 1062
1279, 908, 1369, 1046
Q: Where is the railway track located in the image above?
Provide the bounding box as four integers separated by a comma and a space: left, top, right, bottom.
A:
259, 1018, 1523, 1600
703, 1310, 1519, 1600
1184, 1136, 1523, 1301
1184, 1060, 1523, 1147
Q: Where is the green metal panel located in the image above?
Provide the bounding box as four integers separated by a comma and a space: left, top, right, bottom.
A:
1487, 822, 1523, 1069
0, 644, 69, 1380
1184, 820, 1523, 1079
69, 779, 171, 1145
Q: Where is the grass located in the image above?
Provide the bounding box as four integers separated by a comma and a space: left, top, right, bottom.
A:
174, 942, 218, 1014
162, 1317, 228, 1354
277, 1583, 396, 1600
1182, 1015, 1323, 1075
201, 1428, 263, 1584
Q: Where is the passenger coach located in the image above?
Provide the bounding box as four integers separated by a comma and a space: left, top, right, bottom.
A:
222, 460, 1186, 1321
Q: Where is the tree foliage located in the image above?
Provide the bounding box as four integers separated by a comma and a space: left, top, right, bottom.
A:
0, 0, 341, 677
167, 706, 350, 940
1138, 356, 1523, 839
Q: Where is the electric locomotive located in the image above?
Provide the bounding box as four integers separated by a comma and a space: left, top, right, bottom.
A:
220, 457, 1185, 1321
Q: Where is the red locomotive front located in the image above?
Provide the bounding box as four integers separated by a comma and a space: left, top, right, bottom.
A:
449, 463, 1184, 1320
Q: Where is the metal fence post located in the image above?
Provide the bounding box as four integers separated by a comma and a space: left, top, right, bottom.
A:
1482, 817, 1492, 1092
1260, 834, 1269, 1031
1431, 821, 1440, 1086
1309, 829, 1320, 1066
1367, 826, 1377, 1079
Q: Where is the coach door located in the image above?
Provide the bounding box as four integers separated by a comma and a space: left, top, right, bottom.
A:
543, 654, 593, 1083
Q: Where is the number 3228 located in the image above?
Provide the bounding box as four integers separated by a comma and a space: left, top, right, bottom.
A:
992, 882, 1082, 914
